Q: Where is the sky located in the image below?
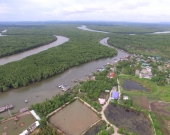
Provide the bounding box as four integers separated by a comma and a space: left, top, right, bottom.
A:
0, 0, 170, 22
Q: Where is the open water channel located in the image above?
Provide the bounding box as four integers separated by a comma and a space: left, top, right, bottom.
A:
0, 27, 129, 117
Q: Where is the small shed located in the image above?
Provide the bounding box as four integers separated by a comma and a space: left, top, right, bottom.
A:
105, 90, 110, 93
123, 96, 129, 100
28, 121, 40, 132
19, 130, 29, 135
30, 110, 41, 120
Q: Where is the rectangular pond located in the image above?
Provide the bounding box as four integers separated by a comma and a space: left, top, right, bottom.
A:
105, 104, 152, 135
49, 100, 100, 135
122, 79, 150, 92
0, 114, 36, 135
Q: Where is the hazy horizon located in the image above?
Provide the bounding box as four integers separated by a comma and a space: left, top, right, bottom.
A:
0, 0, 170, 22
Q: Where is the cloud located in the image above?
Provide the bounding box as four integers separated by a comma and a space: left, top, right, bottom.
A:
1, 0, 170, 22
42, 3, 105, 16
0, 3, 12, 15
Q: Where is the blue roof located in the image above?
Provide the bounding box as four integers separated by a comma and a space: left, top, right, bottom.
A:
142, 63, 149, 66
111, 92, 119, 99
102, 68, 105, 71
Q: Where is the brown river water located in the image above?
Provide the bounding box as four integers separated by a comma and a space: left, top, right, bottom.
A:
0, 28, 129, 117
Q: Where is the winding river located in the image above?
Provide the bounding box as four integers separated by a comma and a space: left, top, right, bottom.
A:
0, 36, 69, 65
0, 29, 7, 36
77, 25, 108, 33
0, 27, 128, 117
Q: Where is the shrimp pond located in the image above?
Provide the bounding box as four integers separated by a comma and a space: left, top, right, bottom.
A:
0, 114, 35, 135
49, 100, 100, 135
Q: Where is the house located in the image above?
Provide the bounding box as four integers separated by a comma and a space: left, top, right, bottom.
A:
142, 63, 149, 66
111, 92, 119, 100
141, 68, 148, 74
156, 56, 161, 60
146, 66, 152, 72
136, 58, 141, 62
101, 68, 106, 71
165, 63, 170, 68
98, 98, 106, 105
108, 72, 114, 78
158, 66, 162, 71
143, 74, 151, 79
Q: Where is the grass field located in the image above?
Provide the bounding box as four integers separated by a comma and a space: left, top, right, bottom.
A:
119, 75, 170, 109
119, 75, 170, 134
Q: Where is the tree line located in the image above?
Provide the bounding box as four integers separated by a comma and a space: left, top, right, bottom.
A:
0, 35, 56, 58
88, 24, 170, 34
108, 34, 170, 59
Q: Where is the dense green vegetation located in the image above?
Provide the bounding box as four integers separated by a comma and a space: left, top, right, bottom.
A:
2, 25, 76, 35
33, 125, 60, 135
31, 92, 75, 117
88, 24, 170, 34
108, 34, 170, 59
81, 71, 117, 100
80, 70, 117, 111
116, 60, 136, 76
0, 35, 56, 57
0, 25, 117, 92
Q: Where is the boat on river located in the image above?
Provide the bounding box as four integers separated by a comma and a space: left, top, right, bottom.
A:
0, 104, 13, 113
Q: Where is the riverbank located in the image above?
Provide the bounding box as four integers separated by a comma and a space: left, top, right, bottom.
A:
0, 36, 68, 65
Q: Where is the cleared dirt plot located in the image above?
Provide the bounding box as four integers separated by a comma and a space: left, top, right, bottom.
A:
150, 102, 170, 135
0, 114, 35, 135
105, 104, 152, 135
49, 100, 100, 135
132, 96, 149, 110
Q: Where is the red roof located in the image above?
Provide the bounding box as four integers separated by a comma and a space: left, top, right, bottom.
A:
109, 73, 114, 78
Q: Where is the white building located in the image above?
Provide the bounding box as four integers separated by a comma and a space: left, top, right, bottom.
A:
123, 96, 129, 100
